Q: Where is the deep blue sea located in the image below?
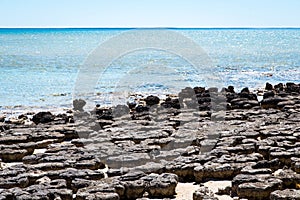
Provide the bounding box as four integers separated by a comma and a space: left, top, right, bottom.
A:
1, 28, 300, 109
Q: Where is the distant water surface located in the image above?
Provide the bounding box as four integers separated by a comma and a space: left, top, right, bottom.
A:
0, 28, 300, 108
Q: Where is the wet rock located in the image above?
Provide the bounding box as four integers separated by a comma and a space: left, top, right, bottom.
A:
1, 83, 300, 200
0, 115, 5, 123
286, 82, 300, 94
161, 97, 180, 109
274, 83, 284, 92
261, 97, 285, 109
227, 86, 235, 93
241, 87, 250, 94
263, 90, 275, 99
193, 86, 206, 94
145, 95, 160, 106
135, 105, 150, 113
265, 82, 273, 90
32, 111, 55, 124
127, 101, 137, 109
96, 108, 113, 121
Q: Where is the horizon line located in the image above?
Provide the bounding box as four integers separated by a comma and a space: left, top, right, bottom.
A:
1, 26, 300, 29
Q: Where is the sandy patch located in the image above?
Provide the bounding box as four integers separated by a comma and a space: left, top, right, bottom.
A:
203, 180, 233, 200
175, 182, 199, 200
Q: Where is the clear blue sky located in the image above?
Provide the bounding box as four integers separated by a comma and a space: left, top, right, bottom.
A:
0, 0, 299, 27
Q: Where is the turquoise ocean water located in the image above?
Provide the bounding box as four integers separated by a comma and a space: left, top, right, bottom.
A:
0, 28, 300, 108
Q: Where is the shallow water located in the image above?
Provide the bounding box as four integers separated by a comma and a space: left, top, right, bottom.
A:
0, 28, 300, 108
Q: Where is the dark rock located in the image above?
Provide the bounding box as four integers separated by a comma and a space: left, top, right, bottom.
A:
252, 159, 280, 171
135, 105, 150, 113
32, 111, 55, 124
261, 97, 285, 109
274, 83, 284, 92
241, 87, 250, 94
265, 82, 274, 90
145, 95, 160, 106
0, 115, 6, 122
73, 99, 86, 111
227, 86, 235, 93
286, 82, 300, 93
263, 91, 275, 99
194, 86, 206, 94
161, 98, 180, 109
277, 100, 295, 109
113, 105, 130, 118
96, 108, 113, 120
127, 101, 137, 109
179, 87, 196, 99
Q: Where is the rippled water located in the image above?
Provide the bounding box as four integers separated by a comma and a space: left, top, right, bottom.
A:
0, 28, 300, 108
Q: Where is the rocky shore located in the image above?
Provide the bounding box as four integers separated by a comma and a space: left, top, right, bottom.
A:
0, 82, 300, 200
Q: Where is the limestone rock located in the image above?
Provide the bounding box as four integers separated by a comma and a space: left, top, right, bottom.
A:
142, 173, 178, 197
270, 189, 300, 200
193, 186, 217, 200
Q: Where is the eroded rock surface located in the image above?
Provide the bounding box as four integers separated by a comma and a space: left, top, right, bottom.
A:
1, 83, 300, 199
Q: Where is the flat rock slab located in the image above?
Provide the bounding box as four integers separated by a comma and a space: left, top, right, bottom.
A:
1, 85, 300, 200
270, 189, 300, 200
